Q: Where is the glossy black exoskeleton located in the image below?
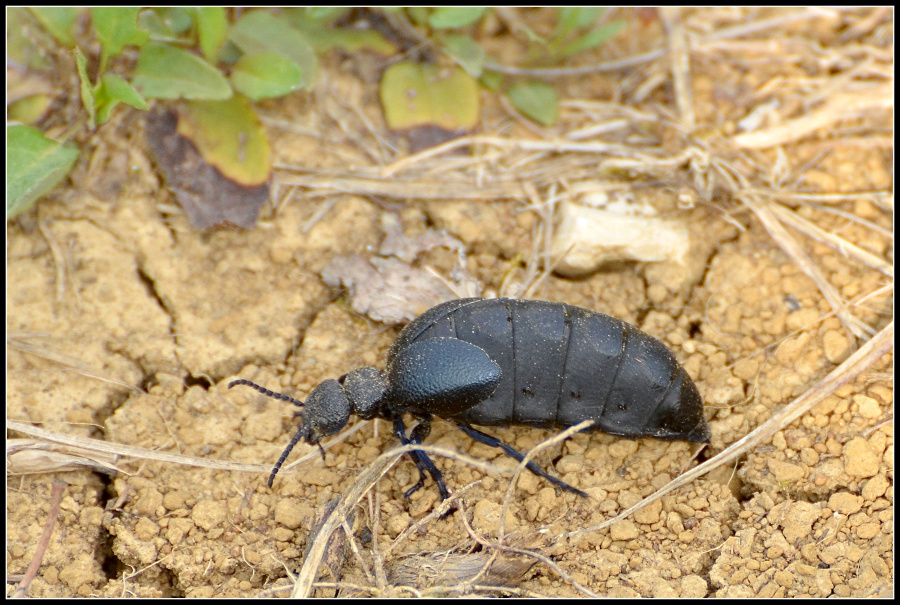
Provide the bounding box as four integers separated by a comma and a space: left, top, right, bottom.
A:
231, 298, 710, 500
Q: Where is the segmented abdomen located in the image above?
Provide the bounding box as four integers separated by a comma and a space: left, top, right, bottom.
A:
391, 298, 704, 440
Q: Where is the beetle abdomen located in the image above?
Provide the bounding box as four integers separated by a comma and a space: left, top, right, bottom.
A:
390, 298, 709, 442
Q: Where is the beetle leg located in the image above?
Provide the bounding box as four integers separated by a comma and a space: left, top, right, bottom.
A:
455, 423, 588, 498
407, 415, 452, 502
391, 417, 426, 497
391, 416, 450, 502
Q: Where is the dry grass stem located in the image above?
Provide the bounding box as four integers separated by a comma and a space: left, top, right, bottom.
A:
379, 135, 649, 177
768, 202, 893, 277
386, 481, 482, 554
9, 333, 141, 393
458, 500, 600, 598
11, 480, 67, 598
7, 419, 364, 479
749, 189, 893, 209
742, 196, 875, 338
661, 8, 696, 131
810, 204, 894, 241
499, 419, 596, 540
277, 169, 527, 201
733, 83, 892, 150
7, 438, 128, 476
292, 443, 525, 598
36, 215, 67, 303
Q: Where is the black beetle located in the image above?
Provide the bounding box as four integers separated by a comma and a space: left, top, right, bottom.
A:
231, 298, 710, 500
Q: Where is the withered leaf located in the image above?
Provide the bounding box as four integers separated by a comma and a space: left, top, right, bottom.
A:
145, 107, 269, 229
321, 254, 459, 325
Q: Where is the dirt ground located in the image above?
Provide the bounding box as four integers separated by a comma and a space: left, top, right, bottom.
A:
7, 8, 893, 598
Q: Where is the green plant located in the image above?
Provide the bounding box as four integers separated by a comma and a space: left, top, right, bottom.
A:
7, 8, 628, 220
381, 7, 627, 127
7, 7, 351, 219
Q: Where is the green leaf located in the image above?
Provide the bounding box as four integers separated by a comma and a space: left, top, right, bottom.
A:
556, 21, 627, 59
132, 43, 232, 100
553, 8, 583, 42
508, 81, 558, 126
73, 47, 96, 128
303, 7, 349, 25
28, 7, 78, 46
519, 23, 547, 47
99, 74, 147, 109
380, 62, 480, 130
230, 11, 318, 89
553, 7, 604, 41
154, 7, 194, 35
429, 7, 487, 29
478, 68, 503, 92
231, 53, 304, 100
7, 125, 79, 218
178, 97, 271, 187
405, 7, 432, 27
196, 7, 229, 62
92, 7, 149, 70
442, 35, 485, 78
136, 9, 174, 39
296, 26, 395, 55
7, 95, 54, 125
95, 74, 147, 124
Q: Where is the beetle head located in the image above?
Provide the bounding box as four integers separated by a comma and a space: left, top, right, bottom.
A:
230, 372, 386, 487
301, 379, 352, 443
263, 379, 351, 487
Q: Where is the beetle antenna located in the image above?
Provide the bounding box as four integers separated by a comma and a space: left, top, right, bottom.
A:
317, 442, 326, 462
268, 426, 306, 487
229, 379, 304, 408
